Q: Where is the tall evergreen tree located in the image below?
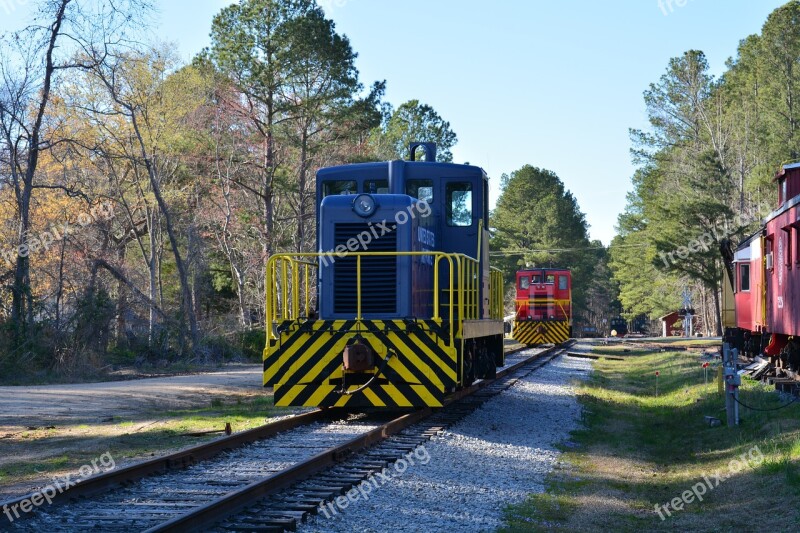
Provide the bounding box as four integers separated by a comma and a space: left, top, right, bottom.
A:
490, 165, 594, 314
207, 0, 320, 258
369, 100, 457, 161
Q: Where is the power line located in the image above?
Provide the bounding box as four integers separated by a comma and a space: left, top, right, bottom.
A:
489, 243, 649, 255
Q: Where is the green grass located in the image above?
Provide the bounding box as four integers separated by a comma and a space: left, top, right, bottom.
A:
640, 338, 721, 347
501, 348, 800, 532
0, 396, 283, 488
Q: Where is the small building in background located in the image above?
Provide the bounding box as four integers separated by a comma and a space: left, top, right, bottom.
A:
659, 311, 703, 337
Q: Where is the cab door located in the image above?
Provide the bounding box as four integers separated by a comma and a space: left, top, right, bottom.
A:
440, 178, 477, 257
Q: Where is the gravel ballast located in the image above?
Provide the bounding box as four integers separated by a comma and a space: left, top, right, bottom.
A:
300, 352, 593, 532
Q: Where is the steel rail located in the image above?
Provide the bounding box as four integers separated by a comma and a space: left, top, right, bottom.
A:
0, 408, 330, 512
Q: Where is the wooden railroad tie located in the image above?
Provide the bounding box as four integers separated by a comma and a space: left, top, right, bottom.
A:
566, 351, 625, 361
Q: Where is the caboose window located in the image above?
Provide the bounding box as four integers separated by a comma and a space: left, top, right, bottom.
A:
740, 264, 750, 292
796, 225, 800, 265
519, 276, 530, 289
559, 276, 568, 290
406, 180, 434, 203
766, 237, 774, 271
545, 274, 555, 284
364, 180, 388, 194
446, 182, 473, 227
323, 180, 357, 197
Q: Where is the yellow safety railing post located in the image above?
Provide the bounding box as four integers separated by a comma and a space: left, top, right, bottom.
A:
469, 261, 475, 319
464, 260, 468, 319
447, 256, 455, 346
471, 261, 475, 318
469, 261, 474, 319
304, 264, 310, 316
433, 255, 440, 321
265, 256, 273, 340
292, 260, 300, 318
283, 257, 290, 321
272, 259, 279, 323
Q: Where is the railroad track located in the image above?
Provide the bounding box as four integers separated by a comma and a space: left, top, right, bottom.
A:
3, 342, 569, 532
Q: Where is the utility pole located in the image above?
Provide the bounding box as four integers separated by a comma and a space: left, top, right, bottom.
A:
680, 289, 694, 337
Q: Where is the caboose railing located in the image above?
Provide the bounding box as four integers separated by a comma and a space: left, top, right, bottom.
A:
266, 252, 487, 346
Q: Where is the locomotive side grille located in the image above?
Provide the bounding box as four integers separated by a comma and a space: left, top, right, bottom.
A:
333, 223, 397, 314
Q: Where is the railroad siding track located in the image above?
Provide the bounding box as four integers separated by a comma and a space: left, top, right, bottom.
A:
11, 419, 384, 532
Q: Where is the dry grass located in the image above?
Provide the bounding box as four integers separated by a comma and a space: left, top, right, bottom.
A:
0, 395, 285, 498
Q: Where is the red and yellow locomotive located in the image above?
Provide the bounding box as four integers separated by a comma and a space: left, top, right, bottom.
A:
512, 268, 572, 345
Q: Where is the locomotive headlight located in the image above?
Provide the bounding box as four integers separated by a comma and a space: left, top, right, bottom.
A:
353, 194, 376, 217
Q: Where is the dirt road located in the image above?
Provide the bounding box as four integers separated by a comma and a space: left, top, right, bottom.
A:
0, 365, 272, 499
0, 365, 264, 428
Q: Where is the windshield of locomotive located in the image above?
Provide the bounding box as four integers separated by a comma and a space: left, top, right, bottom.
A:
322, 180, 357, 197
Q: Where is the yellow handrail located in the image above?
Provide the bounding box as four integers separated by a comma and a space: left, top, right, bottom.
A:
265, 252, 485, 347
489, 268, 503, 320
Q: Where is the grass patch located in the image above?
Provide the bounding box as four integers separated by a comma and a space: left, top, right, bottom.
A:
502, 347, 800, 531
0, 396, 285, 489
505, 493, 577, 530
640, 338, 721, 348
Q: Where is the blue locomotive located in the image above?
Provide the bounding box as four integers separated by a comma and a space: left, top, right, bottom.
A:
264, 143, 505, 408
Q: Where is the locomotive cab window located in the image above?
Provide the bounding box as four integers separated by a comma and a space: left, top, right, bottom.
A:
558, 276, 568, 290
406, 180, 434, 203
519, 276, 530, 289
531, 274, 541, 284
545, 274, 555, 284
740, 264, 750, 292
446, 182, 473, 227
364, 180, 389, 194
322, 180, 357, 197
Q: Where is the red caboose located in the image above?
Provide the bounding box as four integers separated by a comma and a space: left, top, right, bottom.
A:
728, 162, 800, 372
513, 268, 572, 345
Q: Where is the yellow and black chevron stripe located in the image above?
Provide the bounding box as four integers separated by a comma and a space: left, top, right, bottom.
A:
513, 320, 570, 345
264, 319, 457, 408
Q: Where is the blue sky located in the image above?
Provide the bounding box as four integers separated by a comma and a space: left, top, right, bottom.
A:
0, 0, 788, 243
